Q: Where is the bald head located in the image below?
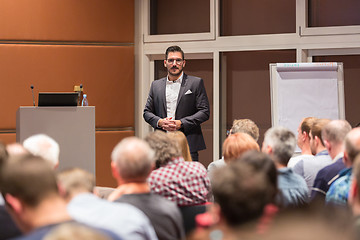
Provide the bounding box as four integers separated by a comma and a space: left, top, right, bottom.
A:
345, 128, 360, 164
111, 137, 155, 181
6, 143, 28, 157
322, 120, 352, 145
321, 120, 352, 159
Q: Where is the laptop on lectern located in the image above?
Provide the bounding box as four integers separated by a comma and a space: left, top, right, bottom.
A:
38, 92, 78, 107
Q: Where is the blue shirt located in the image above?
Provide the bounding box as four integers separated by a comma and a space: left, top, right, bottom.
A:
277, 167, 309, 208
325, 167, 352, 206
13, 221, 122, 240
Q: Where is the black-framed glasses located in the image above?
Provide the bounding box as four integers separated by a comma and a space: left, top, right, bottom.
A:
167, 58, 184, 65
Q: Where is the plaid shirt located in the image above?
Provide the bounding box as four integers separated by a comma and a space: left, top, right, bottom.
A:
148, 157, 211, 206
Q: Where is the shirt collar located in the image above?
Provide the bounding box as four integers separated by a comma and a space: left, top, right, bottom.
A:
316, 150, 329, 156
167, 72, 183, 84
164, 157, 185, 166
333, 152, 344, 162
278, 167, 292, 174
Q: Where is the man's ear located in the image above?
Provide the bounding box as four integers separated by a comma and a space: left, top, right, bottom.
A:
111, 162, 120, 181
301, 131, 307, 142
182, 59, 186, 68
57, 182, 67, 199
208, 203, 221, 225
265, 145, 273, 155
314, 136, 321, 146
343, 151, 351, 167
150, 162, 155, 171
54, 162, 59, 170
164, 59, 167, 68
5, 194, 23, 214
324, 140, 331, 151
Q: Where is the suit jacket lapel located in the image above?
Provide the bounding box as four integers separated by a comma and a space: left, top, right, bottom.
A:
159, 78, 167, 115
176, 73, 188, 107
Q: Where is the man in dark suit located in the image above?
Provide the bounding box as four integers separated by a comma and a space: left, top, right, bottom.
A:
143, 46, 210, 162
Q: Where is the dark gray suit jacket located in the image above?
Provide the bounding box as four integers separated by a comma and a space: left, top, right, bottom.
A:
143, 74, 210, 152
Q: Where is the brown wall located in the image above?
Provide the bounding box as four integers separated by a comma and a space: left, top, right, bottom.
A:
223, 50, 297, 147
0, 0, 135, 187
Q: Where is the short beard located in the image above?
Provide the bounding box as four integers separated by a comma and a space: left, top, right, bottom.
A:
168, 68, 182, 77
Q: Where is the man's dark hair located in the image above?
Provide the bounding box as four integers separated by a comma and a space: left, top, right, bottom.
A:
165, 45, 184, 60
0, 142, 8, 170
0, 154, 58, 207
238, 150, 278, 203
211, 160, 274, 227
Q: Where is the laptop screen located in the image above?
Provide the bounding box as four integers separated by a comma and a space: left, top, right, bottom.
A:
38, 92, 78, 107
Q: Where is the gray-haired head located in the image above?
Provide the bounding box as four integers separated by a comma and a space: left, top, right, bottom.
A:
23, 134, 60, 168
262, 126, 296, 166
322, 120, 352, 145
111, 137, 155, 181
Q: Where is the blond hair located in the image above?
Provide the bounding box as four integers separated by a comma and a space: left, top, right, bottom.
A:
167, 131, 192, 162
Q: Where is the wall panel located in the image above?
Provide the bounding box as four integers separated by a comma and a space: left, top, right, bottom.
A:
0, 133, 16, 145
96, 130, 135, 187
0, 45, 134, 130
0, 0, 134, 42
222, 50, 296, 146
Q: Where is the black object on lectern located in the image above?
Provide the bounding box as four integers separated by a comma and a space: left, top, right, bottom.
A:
38, 92, 78, 107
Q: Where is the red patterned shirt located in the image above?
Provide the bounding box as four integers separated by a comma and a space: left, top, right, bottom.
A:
148, 157, 211, 206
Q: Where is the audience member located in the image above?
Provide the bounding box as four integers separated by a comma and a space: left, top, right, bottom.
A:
23, 134, 60, 168
230, 119, 260, 141
44, 223, 111, 240
262, 126, 308, 207
326, 127, 360, 206
58, 167, 158, 240
348, 154, 360, 238
293, 118, 332, 196
0, 155, 121, 240
167, 131, 192, 162
223, 133, 260, 163
240, 151, 278, 205
0, 142, 8, 205
239, 151, 279, 234
6, 143, 28, 157
0, 142, 22, 239
288, 117, 316, 168
145, 131, 211, 206
206, 159, 276, 239
208, 119, 259, 172
109, 136, 185, 240
311, 120, 352, 201
262, 208, 354, 240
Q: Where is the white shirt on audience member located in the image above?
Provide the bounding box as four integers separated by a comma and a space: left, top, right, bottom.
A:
67, 193, 158, 240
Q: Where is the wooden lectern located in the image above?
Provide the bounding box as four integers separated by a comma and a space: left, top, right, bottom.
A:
16, 106, 95, 175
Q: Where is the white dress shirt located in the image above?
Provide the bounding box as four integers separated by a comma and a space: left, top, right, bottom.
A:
166, 73, 183, 119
